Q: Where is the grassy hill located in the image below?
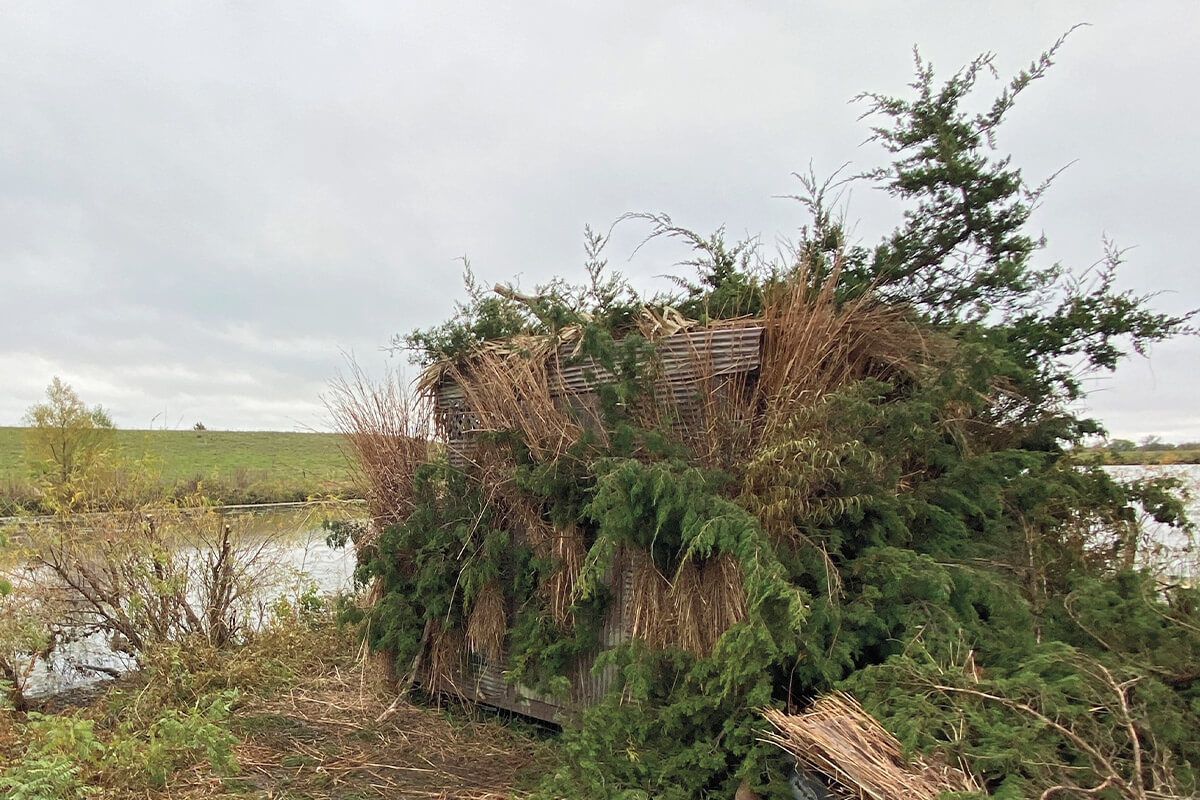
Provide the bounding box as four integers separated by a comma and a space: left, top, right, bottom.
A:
0, 427, 356, 511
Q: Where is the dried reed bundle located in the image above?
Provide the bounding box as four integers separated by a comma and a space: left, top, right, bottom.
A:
628, 547, 749, 655
442, 339, 581, 465
702, 553, 748, 639
471, 445, 552, 554
667, 554, 749, 654
545, 523, 586, 629
732, 261, 936, 549
669, 560, 706, 654
468, 456, 584, 630
755, 260, 928, 443
465, 580, 506, 663
762, 692, 981, 800
629, 547, 674, 649
501, 490, 555, 555
328, 360, 432, 530
426, 624, 466, 698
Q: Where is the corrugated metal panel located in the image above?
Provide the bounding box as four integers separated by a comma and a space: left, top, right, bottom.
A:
437, 382, 465, 403
435, 383, 477, 468
439, 550, 637, 724
449, 655, 569, 723
546, 326, 763, 398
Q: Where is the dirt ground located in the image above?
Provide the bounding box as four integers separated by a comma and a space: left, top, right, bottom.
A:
231, 687, 543, 799
171, 668, 549, 800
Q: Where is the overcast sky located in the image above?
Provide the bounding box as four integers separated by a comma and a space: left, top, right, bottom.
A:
0, 2, 1196, 440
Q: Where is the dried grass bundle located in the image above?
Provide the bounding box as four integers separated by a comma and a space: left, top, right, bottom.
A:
668, 555, 748, 654
729, 261, 938, 549
762, 692, 981, 800
442, 340, 581, 465
499, 488, 554, 555
426, 624, 465, 697
669, 560, 706, 654
545, 523, 586, 629
627, 548, 748, 655
629, 548, 673, 649
703, 553, 748, 637
465, 580, 506, 663
327, 360, 432, 530
755, 266, 928, 443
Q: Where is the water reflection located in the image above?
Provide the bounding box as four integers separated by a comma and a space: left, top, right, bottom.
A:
1103, 464, 1199, 582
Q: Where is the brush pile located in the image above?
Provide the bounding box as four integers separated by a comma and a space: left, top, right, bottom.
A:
333, 43, 1200, 799
406, 258, 930, 672
762, 693, 981, 800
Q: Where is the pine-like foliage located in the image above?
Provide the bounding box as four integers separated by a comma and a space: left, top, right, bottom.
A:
336, 37, 1199, 800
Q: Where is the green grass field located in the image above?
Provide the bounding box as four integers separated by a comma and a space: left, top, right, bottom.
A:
0, 427, 356, 510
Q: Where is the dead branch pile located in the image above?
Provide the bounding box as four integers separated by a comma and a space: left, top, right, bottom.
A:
762, 692, 981, 800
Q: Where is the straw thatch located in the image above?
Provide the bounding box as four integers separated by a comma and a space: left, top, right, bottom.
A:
627, 547, 748, 655
761, 692, 982, 800
465, 580, 506, 664
545, 522, 586, 629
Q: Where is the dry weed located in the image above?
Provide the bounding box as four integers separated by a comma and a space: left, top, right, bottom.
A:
327, 359, 432, 531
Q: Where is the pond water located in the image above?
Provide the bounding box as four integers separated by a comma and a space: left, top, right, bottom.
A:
5, 502, 362, 699
1103, 463, 1199, 581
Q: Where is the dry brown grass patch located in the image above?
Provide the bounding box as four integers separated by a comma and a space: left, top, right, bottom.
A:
232, 676, 538, 800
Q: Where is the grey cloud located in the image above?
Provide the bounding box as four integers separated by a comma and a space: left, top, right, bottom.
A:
0, 1, 1195, 437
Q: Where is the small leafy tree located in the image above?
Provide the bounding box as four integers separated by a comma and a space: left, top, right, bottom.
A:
23, 378, 115, 511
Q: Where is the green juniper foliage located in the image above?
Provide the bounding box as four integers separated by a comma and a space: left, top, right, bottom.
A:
344, 36, 1198, 800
